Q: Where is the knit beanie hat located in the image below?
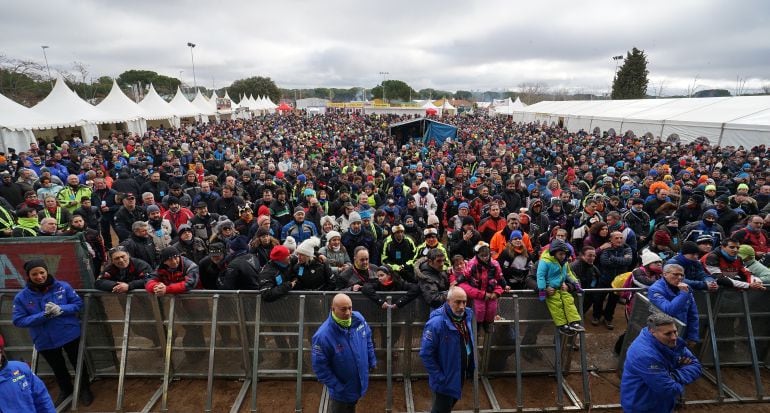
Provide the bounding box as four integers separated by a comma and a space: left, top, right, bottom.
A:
348, 211, 362, 224
283, 236, 297, 252
23, 258, 48, 276
641, 250, 662, 266
296, 237, 320, 257
653, 230, 672, 246
326, 231, 341, 241
269, 245, 291, 261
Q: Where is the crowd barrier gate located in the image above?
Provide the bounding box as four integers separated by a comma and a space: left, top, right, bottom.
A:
1, 288, 769, 412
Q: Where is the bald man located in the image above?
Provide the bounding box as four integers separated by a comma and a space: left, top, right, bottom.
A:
312, 294, 376, 413
420, 287, 475, 413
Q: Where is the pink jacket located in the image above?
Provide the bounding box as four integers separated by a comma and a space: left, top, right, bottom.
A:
457, 256, 504, 300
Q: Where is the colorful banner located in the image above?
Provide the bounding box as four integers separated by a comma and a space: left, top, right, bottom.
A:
0, 235, 94, 289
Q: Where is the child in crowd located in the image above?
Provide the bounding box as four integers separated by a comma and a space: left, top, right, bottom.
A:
537, 240, 585, 335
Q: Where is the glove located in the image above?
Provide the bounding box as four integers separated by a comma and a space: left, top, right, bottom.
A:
45, 302, 62, 317
716, 277, 733, 288
573, 283, 584, 293
538, 290, 547, 301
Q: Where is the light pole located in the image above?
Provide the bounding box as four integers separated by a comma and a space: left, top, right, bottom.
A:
187, 42, 197, 90
379, 71, 389, 102
41, 45, 52, 86
612, 55, 623, 77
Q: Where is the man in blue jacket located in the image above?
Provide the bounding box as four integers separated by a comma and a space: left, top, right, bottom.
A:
312, 293, 376, 412
621, 313, 702, 413
420, 287, 476, 413
648, 263, 700, 347
0, 334, 56, 412
666, 241, 718, 292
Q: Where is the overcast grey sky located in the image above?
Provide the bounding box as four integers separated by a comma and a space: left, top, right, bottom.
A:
2, 0, 769, 96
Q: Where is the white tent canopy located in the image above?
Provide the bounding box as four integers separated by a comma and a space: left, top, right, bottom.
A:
96, 80, 149, 135
0, 92, 45, 152
492, 97, 527, 115
510, 96, 770, 147
191, 89, 216, 115
421, 101, 440, 110
31, 75, 113, 127
138, 84, 179, 125
169, 87, 205, 118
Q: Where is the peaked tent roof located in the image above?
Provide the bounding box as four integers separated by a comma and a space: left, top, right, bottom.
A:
96, 80, 150, 121
441, 99, 456, 110
31, 75, 113, 127
169, 87, 204, 117
138, 84, 178, 120
0, 92, 53, 130
191, 90, 216, 114
421, 101, 439, 110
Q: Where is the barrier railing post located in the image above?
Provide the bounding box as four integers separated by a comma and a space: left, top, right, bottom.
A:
295, 295, 306, 413
513, 295, 523, 411
472, 310, 480, 413
237, 293, 252, 374
741, 290, 764, 399
250, 294, 262, 413
115, 294, 133, 413
700, 291, 727, 401
205, 294, 219, 413
386, 295, 393, 413
577, 293, 591, 409
553, 326, 564, 409
70, 293, 92, 412
160, 296, 176, 413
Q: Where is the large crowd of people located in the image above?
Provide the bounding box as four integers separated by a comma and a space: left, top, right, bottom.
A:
2, 110, 770, 409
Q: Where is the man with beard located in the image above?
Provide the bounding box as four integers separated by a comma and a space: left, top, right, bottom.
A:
188, 202, 220, 245
172, 224, 208, 264
449, 216, 483, 260
161, 196, 193, 232
192, 181, 220, 212
163, 183, 192, 208
501, 179, 523, 216
198, 242, 227, 290
145, 204, 174, 252
114, 193, 147, 242
63, 214, 105, 275
469, 185, 493, 224
57, 174, 92, 213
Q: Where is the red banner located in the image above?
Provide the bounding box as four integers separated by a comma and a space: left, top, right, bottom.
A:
0, 236, 93, 289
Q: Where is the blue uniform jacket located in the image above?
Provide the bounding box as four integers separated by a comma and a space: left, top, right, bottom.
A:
0, 360, 56, 412
12, 280, 83, 351
648, 278, 700, 342
621, 328, 702, 413
419, 304, 476, 400
311, 311, 376, 403
667, 253, 715, 290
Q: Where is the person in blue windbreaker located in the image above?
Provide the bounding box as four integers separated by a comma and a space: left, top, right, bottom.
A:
621, 313, 702, 413
0, 334, 56, 413
420, 286, 476, 413
12, 258, 94, 407
648, 263, 700, 347
311, 293, 376, 413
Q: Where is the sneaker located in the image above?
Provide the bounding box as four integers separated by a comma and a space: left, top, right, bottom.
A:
558, 325, 576, 336
591, 318, 600, 326
80, 388, 94, 407
604, 319, 615, 330
569, 322, 586, 332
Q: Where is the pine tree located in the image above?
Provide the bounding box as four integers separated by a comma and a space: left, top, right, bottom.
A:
611, 48, 649, 99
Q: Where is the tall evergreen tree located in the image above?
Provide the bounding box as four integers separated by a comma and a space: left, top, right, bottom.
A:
611, 47, 649, 99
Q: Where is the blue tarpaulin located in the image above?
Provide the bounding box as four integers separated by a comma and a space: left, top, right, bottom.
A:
423, 120, 457, 145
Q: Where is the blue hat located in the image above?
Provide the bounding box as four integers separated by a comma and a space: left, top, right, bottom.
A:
537, 178, 548, 186
743, 163, 751, 169
648, 169, 658, 177
459, 202, 470, 209
509, 230, 523, 240
606, 166, 616, 174
297, 174, 307, 183
359, 209, 373, 220
620, 184, 632, 192
703, 209, 718, 219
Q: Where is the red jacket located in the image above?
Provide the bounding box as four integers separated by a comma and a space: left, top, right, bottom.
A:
146, 257, 200, 294
162, 208, 194, 230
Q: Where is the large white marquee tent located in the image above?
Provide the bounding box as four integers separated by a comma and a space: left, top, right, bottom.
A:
507, 96, 770, 148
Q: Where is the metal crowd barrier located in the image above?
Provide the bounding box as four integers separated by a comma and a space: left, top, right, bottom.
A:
1, 288, 769, 412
